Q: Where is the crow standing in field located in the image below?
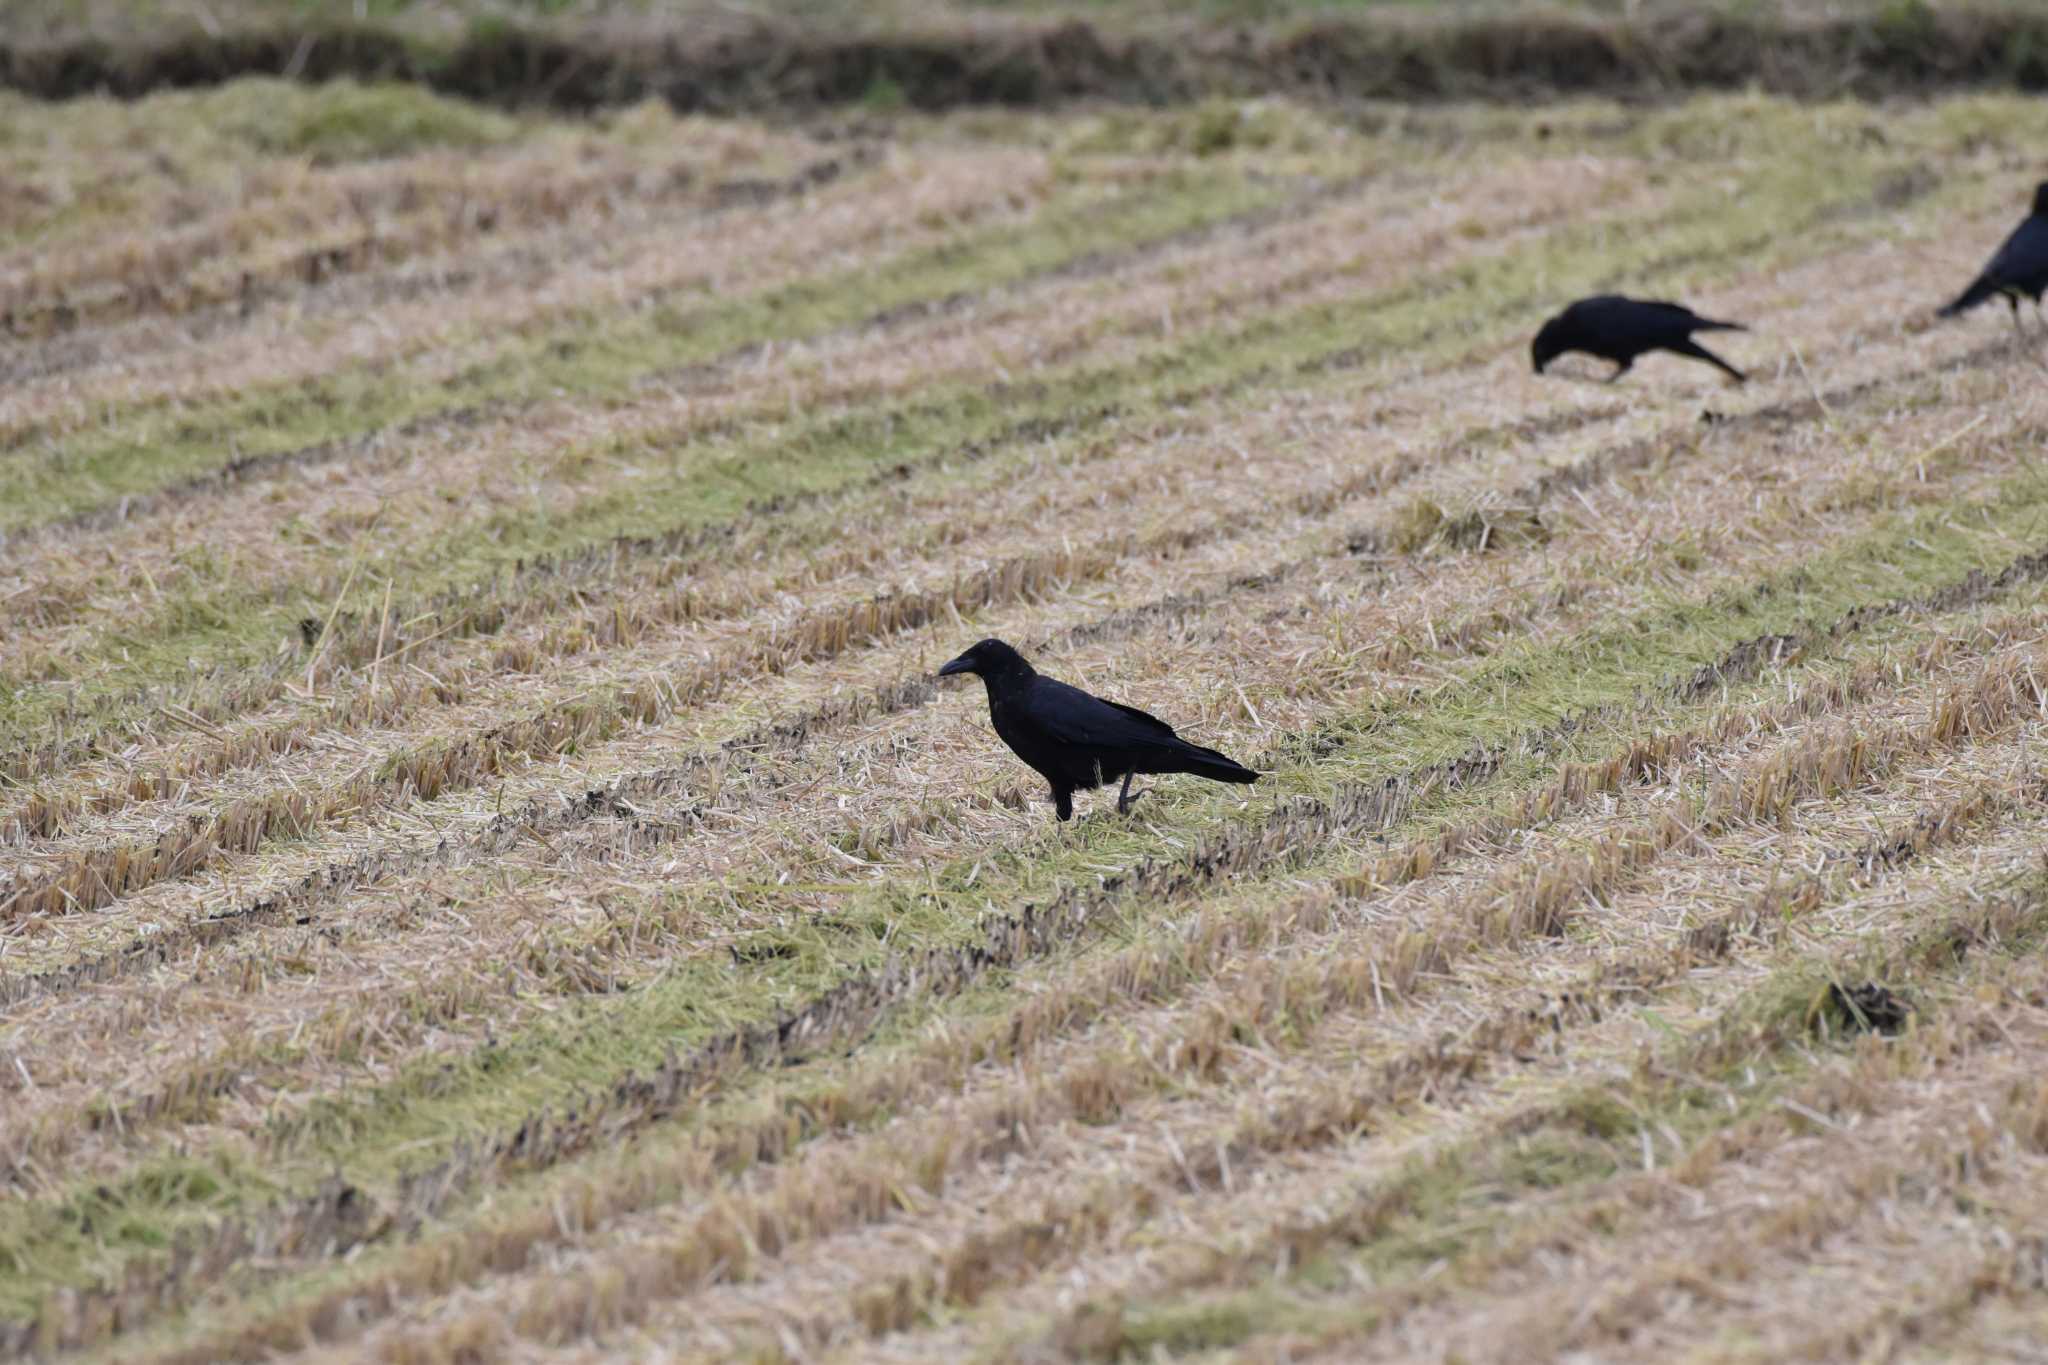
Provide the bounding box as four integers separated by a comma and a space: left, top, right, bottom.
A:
1938, 181, 2048, 334
1531, 295, 1749, 384
937, 638, 1259, 822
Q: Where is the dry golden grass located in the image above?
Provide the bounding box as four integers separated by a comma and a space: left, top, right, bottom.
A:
3, 260, 2040, 1268
5, 165, 2018, 906
7, 341, 2028, 1156
307, 626, 2048, 1362
8, 88, 2048, 1365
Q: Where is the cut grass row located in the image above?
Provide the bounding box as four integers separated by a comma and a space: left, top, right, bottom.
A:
4, 93, 2048, 1358
0, 97, 833, 348
12, 419, 2048, 1349
3, 257, 2013, 956
1028, 852, 2048, 1364
85, 618, 2048, 1363
0, 92, 1393, 443
0, 185, 1639, 849
3, 280, 2025, 1166
0, 134, 1586, 702
0, 117, 1990, 855
0, 135, 1011, 445
0, 158, 1323, 761
8, 290, 2031, 1219
13, 88, 2019, 761
327, 589, 2048, 1358
8, 208, 2031, 1154
0, 154, 1283, 536
631, 751, 2048, 1362
842, 758, 2041, 1360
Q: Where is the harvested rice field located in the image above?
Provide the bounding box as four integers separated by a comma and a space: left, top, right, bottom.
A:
5, 73, 2048, 1363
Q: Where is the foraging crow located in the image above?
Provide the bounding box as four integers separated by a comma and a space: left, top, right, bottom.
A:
937, 638, 1259, 822
1938, 181, 2048, 333
1532, 295, 1748, 384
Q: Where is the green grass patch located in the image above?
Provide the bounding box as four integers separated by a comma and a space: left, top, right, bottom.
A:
206, 77, 520, 162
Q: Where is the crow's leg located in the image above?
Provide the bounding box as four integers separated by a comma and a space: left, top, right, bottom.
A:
1602, 358, 1633, 383
1053, 786, 1074, 822
1116, 770, 1150, 815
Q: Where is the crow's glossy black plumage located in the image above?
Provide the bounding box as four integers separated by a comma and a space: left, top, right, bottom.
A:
1938, 181, 2048, 332
938, 638, 1259, 822
1531, 295, 1748, 384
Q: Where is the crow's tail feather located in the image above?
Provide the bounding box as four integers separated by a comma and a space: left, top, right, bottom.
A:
1670, 337, 1747, 384
1689, 316, 1747, 333
1939, 274, 1999, 318
1170, 742, 1260, 785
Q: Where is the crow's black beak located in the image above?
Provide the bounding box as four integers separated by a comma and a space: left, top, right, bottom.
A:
937, 654, 975, 678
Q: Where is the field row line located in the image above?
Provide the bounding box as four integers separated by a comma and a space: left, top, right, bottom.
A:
146, 640, 2048, 1364
1033, 859, 2048, 1365
1, 347, 2032, 1198
29, 565, 2044, 1359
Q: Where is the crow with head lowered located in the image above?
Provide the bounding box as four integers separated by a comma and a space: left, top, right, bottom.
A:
937, 638, 1259, 822
1531, 294, 1749, 384
1938, 181, 2048, 334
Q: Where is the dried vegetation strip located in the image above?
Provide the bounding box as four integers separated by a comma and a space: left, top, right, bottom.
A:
20, 473, 2048, 1359
16, 86, 1949, 663
6, 164, 1302, 582
0, 161, 1674, 870
1297, 912, 2048, 1364
2, 314, 2039, 1218
216, 635, 2048, 1363
2, 94, 1432, 421
0, 125, 1040, 452
12, 130, 1998, 736
0, 135, 1567, 683
0, 136, 893, 441
0, 156, 1342, 764
0, 223, 2025, 980
626, 800, 2048, 1362
4, 133, 1998, 834
4, 93, 2048, 1358
1, 129, 1990, 863
0, 150, 1654, 924
0, 140, 1107, 536
1, 283, 2025, 1151
1411, 999, 2048, 1364
0, 90, 839, 357
982, 824, 2048, 1365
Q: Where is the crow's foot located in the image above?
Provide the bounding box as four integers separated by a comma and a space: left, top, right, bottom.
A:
1116, 771, 1150, 815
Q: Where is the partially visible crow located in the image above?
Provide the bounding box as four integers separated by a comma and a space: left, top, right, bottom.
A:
938, 638, 1258, 822
1532, 295, 1749, 384
1938, 181, 2048, 333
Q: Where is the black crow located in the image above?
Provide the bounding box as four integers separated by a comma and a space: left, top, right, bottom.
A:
937, 638, 1258, 822
1938, 181, 2048, 334
1532, 295, 1748, 384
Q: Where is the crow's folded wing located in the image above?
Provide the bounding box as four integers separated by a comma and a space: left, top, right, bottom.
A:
1030, 679, 1181, 747
1632, 299, 1723, 328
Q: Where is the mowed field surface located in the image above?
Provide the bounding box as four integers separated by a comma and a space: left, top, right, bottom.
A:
6, 80, 2048, 1363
